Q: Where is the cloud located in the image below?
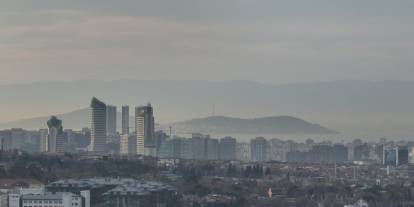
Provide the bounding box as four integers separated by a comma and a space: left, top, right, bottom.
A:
0, 0, 413, 84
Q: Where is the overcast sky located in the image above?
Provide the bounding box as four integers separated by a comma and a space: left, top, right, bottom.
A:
0, 0, 413, 85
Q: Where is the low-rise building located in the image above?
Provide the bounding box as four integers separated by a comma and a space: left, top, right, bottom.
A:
20, 192, 84, 207
102, 181, 180, 207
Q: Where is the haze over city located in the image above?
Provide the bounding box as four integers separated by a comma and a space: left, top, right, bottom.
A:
1, 0, 414, 139
2, 1, 414, 207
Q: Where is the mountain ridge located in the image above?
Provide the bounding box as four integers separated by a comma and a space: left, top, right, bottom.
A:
168, 115, 337, 135
2, 79, 414, 137
0, 110, 336, 135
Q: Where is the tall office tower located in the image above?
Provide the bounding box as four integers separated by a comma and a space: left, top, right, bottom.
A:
47, 116, 65, 153
250, 137, 268, 162
90, 97, 107, 152
121, 105, 129, 135
219, 136, 237, 161
39, 129, 49, 152
106, 105, 117, 136
135, 103, 155, 156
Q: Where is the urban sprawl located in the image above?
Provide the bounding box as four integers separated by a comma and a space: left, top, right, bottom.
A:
0, 97, 414, 207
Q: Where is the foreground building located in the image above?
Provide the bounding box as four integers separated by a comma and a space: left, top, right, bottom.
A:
102, 181, 180, 207
20, 192, 86, 207
47, 178, 178, 207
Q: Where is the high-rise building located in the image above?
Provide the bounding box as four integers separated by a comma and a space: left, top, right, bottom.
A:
106, 105, 117, 136
191, 133, 210, 160
120, 134, 136, 155
158, 137, 182, 158
154, 130, 168, 154
236, 142, 251, 161
332, 144, 349, 163
0, 130, 12, 151
219, 137, 237, 161
181, 138, 193, 159
353, 143, 370, 161
47, 116, 65, 153
397, 146, 409, 166
39, 129, 49, 152
64, 129, 74, 146
11, 128, 25, 150
135, 103, 155, 156
250, 137, 268, 162
206, 138, 219, 160
267, 139, 287, 162
121, 105, 129, 135
90, 97, 107, 152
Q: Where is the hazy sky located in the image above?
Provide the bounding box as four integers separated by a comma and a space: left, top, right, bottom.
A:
1, 0, 414, 84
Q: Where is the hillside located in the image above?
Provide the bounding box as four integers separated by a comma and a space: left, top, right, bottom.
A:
169, 116, 337, 134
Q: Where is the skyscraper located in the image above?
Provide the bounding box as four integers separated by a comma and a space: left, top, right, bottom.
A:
90, 97, 107, 152
121, 105, 129, 135
106, 105, 117, 136
47, 116, 65, 153
135, 103, 155, 156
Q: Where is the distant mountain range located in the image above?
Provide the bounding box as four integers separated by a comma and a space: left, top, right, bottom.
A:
0, 109, 336, 135
169, 116, 337, 134
2, 79, 414, 138
0, 108, 91, 130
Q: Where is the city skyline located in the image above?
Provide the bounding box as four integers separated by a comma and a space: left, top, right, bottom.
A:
1, 1, 414, 206
2, 79, 414, 139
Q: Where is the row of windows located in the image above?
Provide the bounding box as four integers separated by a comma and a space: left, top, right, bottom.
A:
23, 200, 61, 204
23, 205, 60, 207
